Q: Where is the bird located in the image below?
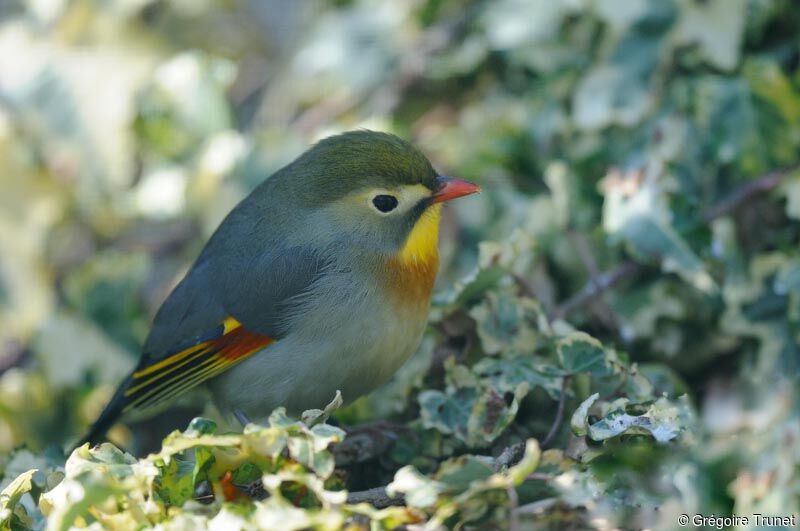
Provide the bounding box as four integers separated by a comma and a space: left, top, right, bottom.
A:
82, 130, 479, 446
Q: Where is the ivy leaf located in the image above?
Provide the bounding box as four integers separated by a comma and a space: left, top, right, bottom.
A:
0, 469, 36, 531
434, 455, 494, 492
603, 175, 715, 292
571, 393, 600, 437
587, 396, 692, 443
419, 382, 528, 448
473, 356, 562, 398
470, 290, 543, 355
778, 173, 800, 221
301, 390, 343, 426
419, 387, 480, 440
466, 384, 528, 447
154, 456, 194, 506
557, 332, 613, 375
573, 2, 675, 129
387, 466, 446, 509
675, 0, 745, 71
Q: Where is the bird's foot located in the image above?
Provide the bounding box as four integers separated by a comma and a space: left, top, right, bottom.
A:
233, 409, 253, 427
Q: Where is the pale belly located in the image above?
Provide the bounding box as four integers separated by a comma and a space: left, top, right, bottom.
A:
208, 288, 430, 420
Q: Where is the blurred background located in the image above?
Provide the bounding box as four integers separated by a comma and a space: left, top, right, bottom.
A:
0, 0, 799, 525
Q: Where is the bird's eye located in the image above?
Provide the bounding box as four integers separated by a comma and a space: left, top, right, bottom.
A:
372, 194, 398, 213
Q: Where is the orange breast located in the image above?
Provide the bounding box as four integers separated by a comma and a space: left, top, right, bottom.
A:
383, 203, 442, 308
384, 253, 439, 308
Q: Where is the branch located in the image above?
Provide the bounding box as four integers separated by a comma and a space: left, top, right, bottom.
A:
287, 15, 464, 133
551, 261, 641, 320
344, 470, 554, 509
549, 165, 798, 321
493, 375, 570, 472
513, 497, 559, 517
525, 473, 554, 482
540, 376, 570, 449
702, 165, 799, 222
565, 230, 623, 331
345, 470, 553, 510
493, 441, 527, 472
0, 340, 27, 377
506, 485, 521, 531
332, 421, 409, 467
332, 166, 800, 510
346, 486, 405, 508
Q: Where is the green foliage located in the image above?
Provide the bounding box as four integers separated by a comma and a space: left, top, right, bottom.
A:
0, 0, 799, 528
0, 413, 542, 529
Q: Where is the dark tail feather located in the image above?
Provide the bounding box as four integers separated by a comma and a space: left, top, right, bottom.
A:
74, 376, 132, 450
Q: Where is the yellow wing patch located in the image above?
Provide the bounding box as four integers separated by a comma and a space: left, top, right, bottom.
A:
123, 317, 272, 412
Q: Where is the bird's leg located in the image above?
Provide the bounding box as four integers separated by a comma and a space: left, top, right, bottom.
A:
234, 408, 252, 427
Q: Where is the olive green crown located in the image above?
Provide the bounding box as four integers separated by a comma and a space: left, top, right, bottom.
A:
275, 130, 438, 206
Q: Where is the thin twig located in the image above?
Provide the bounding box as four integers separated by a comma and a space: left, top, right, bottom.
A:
0, 340, 27, 377
286, 15, 464, 133
540, 376, 571, 449
566, 230, 622, 331
344, 471, 553, 511
702, 165, 799, 222
367, 22, 457, 116
506, 485, 521, 531
598, 366, 630, 402
567, 229, 600, 277
513, 497, 559, 516
551, 261, 641, 320
510, 272, 536, 299
494, 376, 570, 471
525, 473, 554, 482
114, 219, 197, 256
346, 486, 405, 508
549, 165, 797, 321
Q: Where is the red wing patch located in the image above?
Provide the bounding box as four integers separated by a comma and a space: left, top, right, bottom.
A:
123, 317, 272, 413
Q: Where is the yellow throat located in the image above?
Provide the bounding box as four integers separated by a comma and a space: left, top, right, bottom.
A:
397, 203, 442, 265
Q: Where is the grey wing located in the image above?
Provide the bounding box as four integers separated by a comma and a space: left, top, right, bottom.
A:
82, 243, 323, 445
207, 240, 325, 339
141, 243, 324, 366
142, 190, 325, 362
83, 190, 324, 444
141, 255, 226, 359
